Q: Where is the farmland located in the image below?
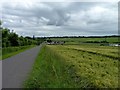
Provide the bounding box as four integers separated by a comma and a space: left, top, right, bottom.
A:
49, 37, 119, 44
1, 1, 119, 88
24, 44, 118, 88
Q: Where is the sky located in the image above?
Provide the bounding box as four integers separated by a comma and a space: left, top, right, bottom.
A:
0, 0, 119, 37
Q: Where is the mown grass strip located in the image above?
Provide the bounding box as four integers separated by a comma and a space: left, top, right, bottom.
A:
2, 45, 36, 60
64, 44, 118, 58
68, 48, 118, 60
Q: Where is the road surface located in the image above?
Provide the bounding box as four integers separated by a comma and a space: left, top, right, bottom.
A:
2, 45, 41, 88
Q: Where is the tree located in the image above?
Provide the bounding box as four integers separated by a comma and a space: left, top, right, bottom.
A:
0, 20, 2, 26
1, 20, 45, 47
2, 28, 10, 47
8, 32, 19, 46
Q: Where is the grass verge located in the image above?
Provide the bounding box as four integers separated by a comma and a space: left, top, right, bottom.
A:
2, 45, 36, 60
24, 44, 118, 88
23, 45, 99, 88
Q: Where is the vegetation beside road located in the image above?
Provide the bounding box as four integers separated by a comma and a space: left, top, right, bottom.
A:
2, 45, 35, 60
0, 48, 1, 60
24, 45, 90, 88
1, 20, 45, 60
24, 44, 118, 88
2, 28, 44, 47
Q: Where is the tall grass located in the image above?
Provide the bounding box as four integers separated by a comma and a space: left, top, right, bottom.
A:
49, 45, 118, 88
24, 45, 118, 88
24, 45, 96, 88
0, 48, 1, 60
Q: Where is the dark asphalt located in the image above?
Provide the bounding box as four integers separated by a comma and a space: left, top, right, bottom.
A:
2, 45, 41, 88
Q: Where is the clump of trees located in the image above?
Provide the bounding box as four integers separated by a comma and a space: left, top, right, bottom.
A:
2, 28, 37, 47
0, 21, 45, 47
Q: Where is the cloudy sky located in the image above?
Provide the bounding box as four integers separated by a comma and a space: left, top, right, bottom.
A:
0, 0, 119, 37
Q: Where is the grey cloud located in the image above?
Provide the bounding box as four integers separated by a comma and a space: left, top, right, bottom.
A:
2, 2, 71, 26
1, 2, 118, 37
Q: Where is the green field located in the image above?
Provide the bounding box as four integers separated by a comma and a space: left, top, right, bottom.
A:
49, 37, 119, 44
2, 45, 35, 60
24, 44, 118, 88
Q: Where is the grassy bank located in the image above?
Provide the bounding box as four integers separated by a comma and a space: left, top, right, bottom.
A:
24, 44, 118, 88
2, 45, 36, 60
24, 45, 93, 88
0, 48, 1, 60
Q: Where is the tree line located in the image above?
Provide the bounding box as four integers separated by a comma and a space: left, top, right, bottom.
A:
0, 21, 45, 47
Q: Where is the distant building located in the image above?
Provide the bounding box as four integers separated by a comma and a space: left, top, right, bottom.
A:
46, 40, 65, 45
109, 44, 120, 47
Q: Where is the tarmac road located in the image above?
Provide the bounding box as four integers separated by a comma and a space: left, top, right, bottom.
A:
2, 45, 41, 88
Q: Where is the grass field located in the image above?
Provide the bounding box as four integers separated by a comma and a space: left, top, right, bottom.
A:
50, 37, 119, 44
2, 45, 35, 60
24, 44, 118, 88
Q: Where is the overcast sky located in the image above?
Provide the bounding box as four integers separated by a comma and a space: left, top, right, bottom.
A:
0, 0, 119, 37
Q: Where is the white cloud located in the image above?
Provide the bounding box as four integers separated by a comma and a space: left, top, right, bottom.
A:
0, 2, 118, 37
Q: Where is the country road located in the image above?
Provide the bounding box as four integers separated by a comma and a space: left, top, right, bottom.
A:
2, 45, 41, 88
